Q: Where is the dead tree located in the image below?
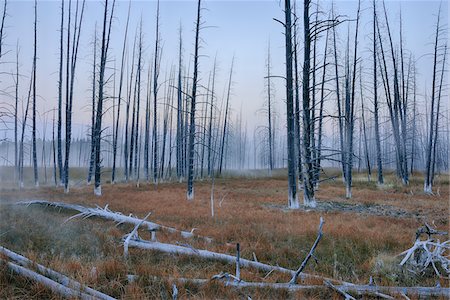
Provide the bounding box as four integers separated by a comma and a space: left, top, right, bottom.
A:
301, 0, 314, 207
424, 6, 444, 194
266, 42, 274, 174
64, 0, 86, 192
316, 26, 330, 185
93, 0, 115, 196
372, 0, 384, 185
380, 1, 409, 185
360, 66, 371, 181
207, 56, 217, 177
124, 36, 136, 182
293, 1, 302, 182
430, 45, 447, 187
87, 27, 97, 184
14, 42, 19, 180
0, 0, 6, 61
176, 25, 184, 180
152, 0, 161, 185
112, 0, 131, 184
219, 57, 234, 175
186, 0, 201, 200
344, 0, 361, 199
32, 0, 38, 187
57, 0, 64, 184
332, 3, 346, 182
144, 62, 152, 181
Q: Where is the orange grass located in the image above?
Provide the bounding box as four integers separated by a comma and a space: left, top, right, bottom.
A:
0, 169, 449, 299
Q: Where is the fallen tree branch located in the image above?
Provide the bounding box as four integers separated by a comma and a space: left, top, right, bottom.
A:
290, 217, 324, 285
20, 200, 212, 242
0, 246, 115, 300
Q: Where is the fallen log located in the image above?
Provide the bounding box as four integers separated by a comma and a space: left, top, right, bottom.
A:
0, 246, 116, 300
173, 276, 450, 298
3, 260, 93, 299
125, 238, 349, 285
20, 200, 211, 242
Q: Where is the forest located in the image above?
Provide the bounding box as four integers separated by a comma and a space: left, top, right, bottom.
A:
0, 0, 448, 299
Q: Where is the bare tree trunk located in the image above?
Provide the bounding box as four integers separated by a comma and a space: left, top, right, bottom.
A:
207, 56, 217, 177
316, 27, 329, 185
372, 0, 383, 185
152, 0, 160, 185
93, 0, 115, 196
430, 44, 447, 187
0, 0, 7, 61
57, 0, 64, 185
301, 0, 314, 207
345, 0, 361, 199
124, 36, 136, 182
14, 42, 19, 181
293, 1, 302, 182
424, 6, 442, 193
112, 0, 131, 184
219, 57, 234, 175
32, 0, 38, 187
186, 0, 201, 200
64, 0, 86, 193
266, 42, 274, 174
410, 62, 417, 175
360, 66, 371, 181
52, 112, 57, 186
144, 63, 152, 181
332, 3, 346, 182
176, 26, 184, 180
87, 27, 97, 184
283, 0, 299, 208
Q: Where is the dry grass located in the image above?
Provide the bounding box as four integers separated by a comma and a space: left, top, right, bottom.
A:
0, 167, 449, 299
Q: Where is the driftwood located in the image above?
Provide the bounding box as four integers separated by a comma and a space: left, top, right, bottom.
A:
20, 200, 212, 242
0, 246, 115, 300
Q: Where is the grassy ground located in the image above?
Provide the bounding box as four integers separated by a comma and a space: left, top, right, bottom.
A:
0, 167, 448, 299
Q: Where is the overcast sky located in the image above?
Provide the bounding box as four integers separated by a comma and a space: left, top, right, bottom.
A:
1, 0, 448, 139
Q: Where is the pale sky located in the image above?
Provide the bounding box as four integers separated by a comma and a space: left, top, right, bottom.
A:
0, 0, 448, 139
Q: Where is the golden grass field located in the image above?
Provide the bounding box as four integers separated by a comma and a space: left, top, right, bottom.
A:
0, 167, 449, 299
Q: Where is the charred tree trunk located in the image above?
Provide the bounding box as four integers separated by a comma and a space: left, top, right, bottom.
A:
152, 0, 160, 185
301, 0, 314, 207
32, 0, 38, 187
57, 0, 64, 185
112, 0, 131, 184
373, 0, 384, 185
93, 0, 115, 196
186, 0, 201, 200
219, 57, 234, 175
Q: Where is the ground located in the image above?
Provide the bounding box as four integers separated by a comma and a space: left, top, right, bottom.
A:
0, 167, 448, 299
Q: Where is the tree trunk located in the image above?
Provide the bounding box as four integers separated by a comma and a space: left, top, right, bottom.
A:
186, 0, 201, 200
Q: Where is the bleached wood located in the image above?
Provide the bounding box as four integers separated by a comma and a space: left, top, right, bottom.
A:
324, 280, 356, 300
4, 260, 93, 299
290, 217, 324, 284
20, 200, 212, 242
173, 276, 450, 297
125, 238, 348, 284
0, 246, 115, 300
